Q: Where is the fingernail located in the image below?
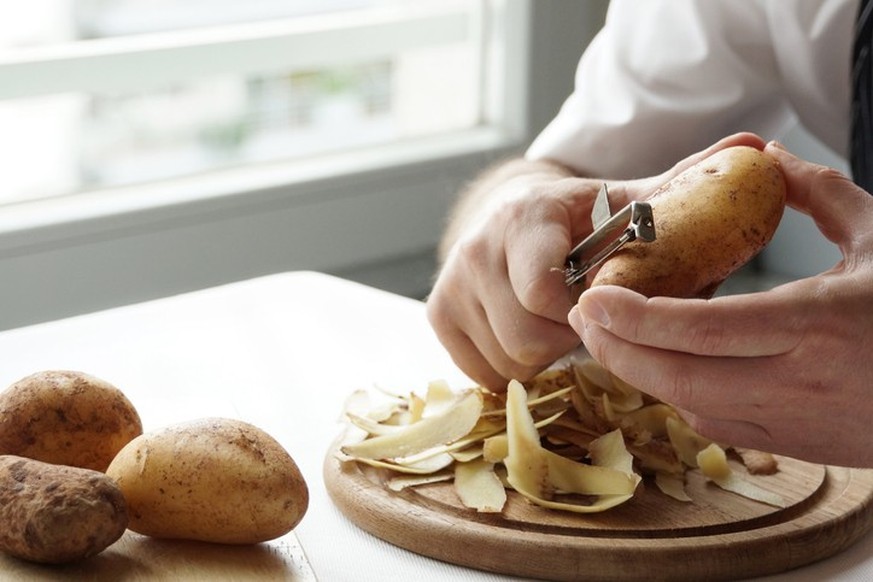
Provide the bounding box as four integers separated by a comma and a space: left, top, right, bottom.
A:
767, 140, 786, 151
578, 295, 610, 327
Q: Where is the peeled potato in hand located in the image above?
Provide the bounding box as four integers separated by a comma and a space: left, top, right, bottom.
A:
591, 145, 786, 298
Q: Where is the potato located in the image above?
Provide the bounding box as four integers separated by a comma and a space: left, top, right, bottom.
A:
0, 370, 143, 472
106, 417, 309, 544
0, 455, 128, 564
591, 145, 786, 297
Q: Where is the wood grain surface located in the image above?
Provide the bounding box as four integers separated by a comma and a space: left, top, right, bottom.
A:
325, 444, 873, 581
0, 531, 317, 581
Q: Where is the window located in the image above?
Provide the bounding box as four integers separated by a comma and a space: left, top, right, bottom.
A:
0, 1, 607, 330
0, 0, 500, 208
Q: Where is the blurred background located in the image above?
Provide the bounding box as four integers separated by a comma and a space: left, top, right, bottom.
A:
2, 0, 478, 204
0, 0, 842, 330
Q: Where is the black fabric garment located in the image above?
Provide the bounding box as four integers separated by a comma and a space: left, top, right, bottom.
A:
852, 0, 873, 191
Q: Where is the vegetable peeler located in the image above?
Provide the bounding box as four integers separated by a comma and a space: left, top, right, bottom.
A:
564, 184, 656, 286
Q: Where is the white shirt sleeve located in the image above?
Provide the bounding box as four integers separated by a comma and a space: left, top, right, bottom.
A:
526, 0, 855, 179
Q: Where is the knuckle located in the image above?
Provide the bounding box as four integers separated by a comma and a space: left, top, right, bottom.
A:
502, 335, 559, 371
500, 360, 544, 384
678, 309, 736, 355
815, 165, 849, 184
516, 276, 560, 317
425, 296, 450, 332
454, 235, 490, 272
691, 324, 729, 355
658, 364, 699, 410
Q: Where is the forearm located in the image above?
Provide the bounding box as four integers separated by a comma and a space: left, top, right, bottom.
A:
437, 157, 576, 264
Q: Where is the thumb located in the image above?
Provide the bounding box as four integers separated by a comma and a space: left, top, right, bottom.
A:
765, 141, 873, 250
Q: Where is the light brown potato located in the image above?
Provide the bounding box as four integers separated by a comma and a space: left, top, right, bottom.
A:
106, 417, 309, 544
591, 145, 786, 297
0, 370, 143, 472
0, 455, 128, 564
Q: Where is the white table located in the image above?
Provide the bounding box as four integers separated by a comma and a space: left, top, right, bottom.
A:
0, 271, 870, 581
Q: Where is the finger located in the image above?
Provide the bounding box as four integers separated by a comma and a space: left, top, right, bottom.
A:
678, 410, 776, 452
765, 141, 873, 248
671, 132, 767, 173
651, 133, 767, 184
502, 178, 603, 323
426, 283, 509, 390
461, 214, 580, 373
573, 318, 781, 414
608, 132, 768, 206
428, 259, 576, 389
436, 325, 509, 391
680, 410, 851, 466
486, 269, 582, 373
502, 200, 575, 323
426, 253, 511, 388
571, 284, 805, 358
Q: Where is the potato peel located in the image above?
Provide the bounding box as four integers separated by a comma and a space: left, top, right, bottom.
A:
545, 448, 637, 496
655, 472, 693, 502
505, 380, 553, 501
387, 471, 453, 492
697, 443, 787, 508
334, 451, 454, 475
338, 359, 784, 516
505, 381, 639, 512
454, 459, 506, 513
341, 390, 483, 460
666, 416, 713, 468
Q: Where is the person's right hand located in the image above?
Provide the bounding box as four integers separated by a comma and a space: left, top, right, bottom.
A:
427, 169, 600, 390
426, 132, 767, 390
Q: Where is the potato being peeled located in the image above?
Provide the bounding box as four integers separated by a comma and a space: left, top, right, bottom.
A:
0, 370, 143, 472
591, 145, 786, 298
106, 417, 308, 544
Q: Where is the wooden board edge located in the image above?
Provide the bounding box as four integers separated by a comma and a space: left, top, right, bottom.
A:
324, 453, 873, 582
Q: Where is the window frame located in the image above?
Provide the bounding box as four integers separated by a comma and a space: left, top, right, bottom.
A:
0, 4, 472, 100
0, 0, 607, 330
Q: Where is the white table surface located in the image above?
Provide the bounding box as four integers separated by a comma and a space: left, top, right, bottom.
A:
1, 271, 871, 581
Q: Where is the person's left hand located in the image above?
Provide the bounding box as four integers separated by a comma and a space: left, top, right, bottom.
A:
569, 141, 873, 467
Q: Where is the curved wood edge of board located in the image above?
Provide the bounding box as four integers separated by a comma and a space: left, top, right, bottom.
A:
324, 441, 873, 582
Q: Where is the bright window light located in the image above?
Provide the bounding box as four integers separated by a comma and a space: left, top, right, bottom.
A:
0, 0, 488, 206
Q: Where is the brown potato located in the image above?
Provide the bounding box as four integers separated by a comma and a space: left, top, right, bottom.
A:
591, 145, 786, 297
106, 417, 309, 544
0, 370, 143, 472
0, 455, 128, 564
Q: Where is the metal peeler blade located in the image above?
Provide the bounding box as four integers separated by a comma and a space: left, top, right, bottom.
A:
564, 184, 656, 286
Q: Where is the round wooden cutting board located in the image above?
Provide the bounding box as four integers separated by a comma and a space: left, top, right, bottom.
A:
324, 444, 873, 581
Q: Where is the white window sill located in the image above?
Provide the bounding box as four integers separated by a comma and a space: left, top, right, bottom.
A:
0, 125, 519, 250
0, 125, 521, 330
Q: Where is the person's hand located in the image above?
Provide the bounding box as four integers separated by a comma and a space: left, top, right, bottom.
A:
570, 141, 873, 467
427, 133, 766, 391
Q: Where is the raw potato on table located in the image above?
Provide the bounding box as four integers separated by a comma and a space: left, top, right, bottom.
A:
0, 370, 143, 472
591, 145, 786, 298
106, 417, 309, 544
0, 455, 128, 564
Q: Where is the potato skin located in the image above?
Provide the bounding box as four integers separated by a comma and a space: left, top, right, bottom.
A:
591, 146, 786, 298
0, 455, 128, 564
106, 417, 309, 544
0, 370, 143, 472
